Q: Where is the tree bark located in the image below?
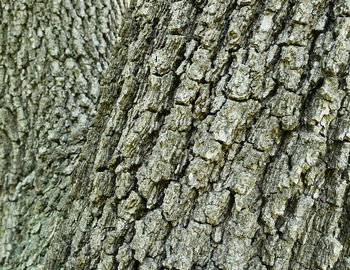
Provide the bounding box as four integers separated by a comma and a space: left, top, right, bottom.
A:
2, 0, 350, 269
0, 0, 128, 269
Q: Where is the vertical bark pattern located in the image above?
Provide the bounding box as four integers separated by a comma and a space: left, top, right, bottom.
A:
2, 0, 350, 269
48, 0, 350, 269
0, 0, 129, 269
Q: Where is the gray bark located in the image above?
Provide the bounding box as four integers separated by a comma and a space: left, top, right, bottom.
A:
2, 0, 350, 269
0, 0, 128, 269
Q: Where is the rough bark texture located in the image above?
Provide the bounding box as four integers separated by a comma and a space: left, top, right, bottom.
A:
2, 0, 350, 269
0, 0, 129, 269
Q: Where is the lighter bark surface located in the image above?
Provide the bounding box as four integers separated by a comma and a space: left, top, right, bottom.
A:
0, 0, 128, 269
2, 0, 350, 269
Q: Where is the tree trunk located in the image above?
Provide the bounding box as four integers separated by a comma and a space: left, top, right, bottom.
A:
0, 0, 128, 269
2, 0, 350, 269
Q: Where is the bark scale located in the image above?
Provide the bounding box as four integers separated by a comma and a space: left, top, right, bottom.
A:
2, 0, 350, 269
0, 0, 128, 269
